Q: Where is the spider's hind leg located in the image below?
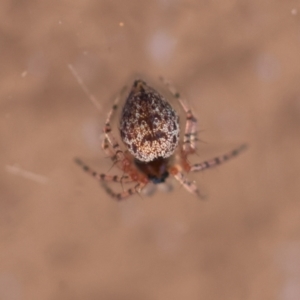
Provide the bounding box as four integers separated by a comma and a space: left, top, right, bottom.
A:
102, 86, 128, 164
160, 77, 198, 156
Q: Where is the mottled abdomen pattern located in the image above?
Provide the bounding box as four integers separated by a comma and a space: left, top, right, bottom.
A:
120, 80, 180, 162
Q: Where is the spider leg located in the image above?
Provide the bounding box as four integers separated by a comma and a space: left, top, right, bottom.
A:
160, 77, 198, 155
101, 181, 147, 201
102, 137, 118, 162
173, 169, 205, 199
75, 158, 133, 183
103, 86, 128, 164
141, 182, 157, 197
190, 144, 247, 172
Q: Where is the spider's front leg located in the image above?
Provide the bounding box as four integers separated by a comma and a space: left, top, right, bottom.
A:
101, 181, 148, 201
74, 158, 133, 183
190, 144, 247, 172
174, 171, 203, 198
169, 166, 205, 199
75, 157, 149, 200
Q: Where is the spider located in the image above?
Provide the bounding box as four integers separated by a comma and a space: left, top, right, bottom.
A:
75, 78, 247, 200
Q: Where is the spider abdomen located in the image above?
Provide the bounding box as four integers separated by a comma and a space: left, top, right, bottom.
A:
120, 80, 180, 162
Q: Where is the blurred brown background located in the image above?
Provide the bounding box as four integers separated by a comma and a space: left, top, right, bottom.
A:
1, 0, 300, 299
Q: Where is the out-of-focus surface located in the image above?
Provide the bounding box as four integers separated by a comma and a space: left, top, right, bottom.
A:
1, 1, 300, 299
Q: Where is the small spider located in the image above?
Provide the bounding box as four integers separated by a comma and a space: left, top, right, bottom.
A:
75, 78, 247, 200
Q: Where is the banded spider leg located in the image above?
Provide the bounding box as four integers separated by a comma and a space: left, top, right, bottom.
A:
75, 86, 148, 200
160, 77, 246, 197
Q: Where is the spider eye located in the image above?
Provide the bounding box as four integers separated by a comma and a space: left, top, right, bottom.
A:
148, 171, 169, 184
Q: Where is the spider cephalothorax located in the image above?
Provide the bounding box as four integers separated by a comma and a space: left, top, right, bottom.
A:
134, 157, 170, 184
75, 78, 247, 200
